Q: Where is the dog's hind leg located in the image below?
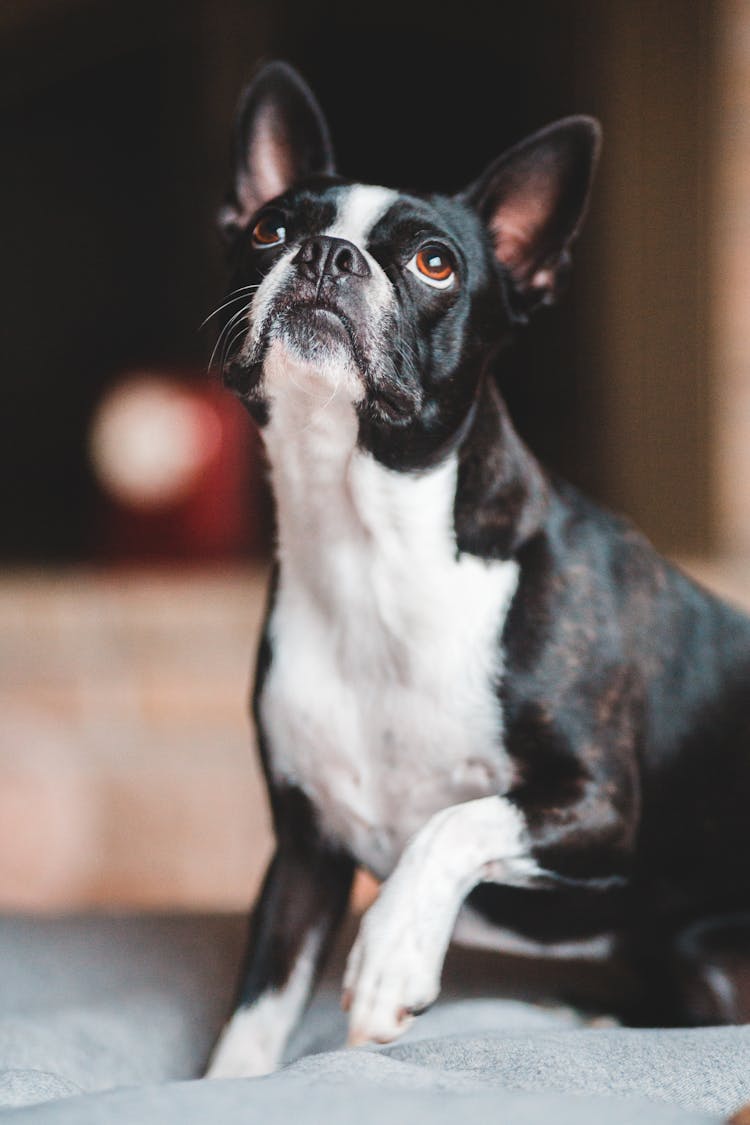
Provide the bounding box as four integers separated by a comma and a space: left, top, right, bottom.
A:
669, 913, 750, 1024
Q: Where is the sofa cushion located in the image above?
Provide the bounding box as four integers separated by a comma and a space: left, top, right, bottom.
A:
0, 912, 749, 1122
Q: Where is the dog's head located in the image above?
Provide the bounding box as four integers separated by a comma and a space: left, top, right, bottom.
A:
217, 61, 600, 466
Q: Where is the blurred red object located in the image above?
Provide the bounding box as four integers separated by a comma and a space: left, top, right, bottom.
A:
89, 372, 268, 562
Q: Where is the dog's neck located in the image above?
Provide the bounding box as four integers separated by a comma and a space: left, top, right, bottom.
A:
260, 348, 365, 548
260, 348, 550, 587
261, 354, 455, 611
454, 377, 550, 560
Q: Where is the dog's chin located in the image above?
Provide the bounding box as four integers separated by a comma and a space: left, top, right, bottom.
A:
278, 306, 354, 365
259, 309, 365, 403
234, 305, 423, 426
259, 303, 353, 373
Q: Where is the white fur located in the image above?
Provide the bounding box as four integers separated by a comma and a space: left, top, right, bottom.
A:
260, 349, 520, 878
327, 184, 397, 246
701, 963, 737, 1021
243, 250, 296, 356
207, 928, 321, 1078
452, 907, 616, 961
343, 796, 540, 1044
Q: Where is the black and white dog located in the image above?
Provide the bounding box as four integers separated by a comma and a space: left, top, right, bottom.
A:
207, 61, 750, 1077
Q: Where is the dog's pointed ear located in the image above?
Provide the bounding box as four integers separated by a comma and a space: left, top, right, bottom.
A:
219, 61, 335, 241
461, 117, 601, 313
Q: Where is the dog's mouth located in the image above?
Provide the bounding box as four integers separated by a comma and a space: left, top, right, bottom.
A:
224, 292, 423, 426
244, 293, 366, 372
274, 298, 363, 364
223, 296, 358, 398
287, 300, 357, 349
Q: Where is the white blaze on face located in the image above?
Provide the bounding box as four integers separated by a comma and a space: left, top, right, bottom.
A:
326, 184, 397, 266
326, 185, 398, 340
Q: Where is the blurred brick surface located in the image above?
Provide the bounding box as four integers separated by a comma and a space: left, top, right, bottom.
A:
0, 567, 272, 910
0, 561, 747, 911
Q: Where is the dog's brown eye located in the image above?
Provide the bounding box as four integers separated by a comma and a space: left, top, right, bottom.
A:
416, 246, 453, 281
252, 213, 286, 248
407, 243, 456, 289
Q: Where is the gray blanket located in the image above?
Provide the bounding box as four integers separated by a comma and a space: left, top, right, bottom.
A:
0, 914, 747, 1123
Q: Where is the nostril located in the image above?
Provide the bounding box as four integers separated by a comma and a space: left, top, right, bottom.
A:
298, 239, 320, 264
335, 247, 354, 273
293, 238, 325, 278
330, 240, 370, 279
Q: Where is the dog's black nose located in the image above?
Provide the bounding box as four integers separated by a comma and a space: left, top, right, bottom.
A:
293, 236, 370, 281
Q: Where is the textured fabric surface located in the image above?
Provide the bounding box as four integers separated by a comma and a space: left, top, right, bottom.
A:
0, 914, 246, 1101
0, 1072, 723, 1125
0, 913, 747, 1122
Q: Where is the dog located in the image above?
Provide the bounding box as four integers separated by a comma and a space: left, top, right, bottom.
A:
206, 60, 750, 1078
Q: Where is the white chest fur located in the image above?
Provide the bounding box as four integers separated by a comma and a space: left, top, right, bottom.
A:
258, 350, 520, 878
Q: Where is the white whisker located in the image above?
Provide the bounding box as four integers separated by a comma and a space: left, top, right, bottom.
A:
208, 306, 250, 373
221, 322, 251, 370
200, 286, 259, 330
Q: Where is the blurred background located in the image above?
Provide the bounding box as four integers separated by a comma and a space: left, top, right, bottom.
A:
1, 0, 749, 912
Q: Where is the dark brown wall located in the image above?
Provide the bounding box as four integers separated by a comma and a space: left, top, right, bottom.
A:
0, 0, 717, 559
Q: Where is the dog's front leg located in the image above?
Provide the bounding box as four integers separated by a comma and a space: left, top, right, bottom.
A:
343, 796, 534, 1045
208, 799, 354, 1078
343, 793, 623, 1046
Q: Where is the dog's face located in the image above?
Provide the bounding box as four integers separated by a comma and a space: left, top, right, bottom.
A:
217, 62, 600, 468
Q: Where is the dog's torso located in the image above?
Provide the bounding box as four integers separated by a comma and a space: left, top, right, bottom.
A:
259, 353, 520, 878
258, 352, 750, 940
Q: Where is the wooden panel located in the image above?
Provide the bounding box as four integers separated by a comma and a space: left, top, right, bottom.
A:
713, 0, 750, 558
0, 568, 272, 910
582, 0, 716, 554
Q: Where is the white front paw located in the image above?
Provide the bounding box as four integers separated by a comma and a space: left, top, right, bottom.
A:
342, 891, 443, 1047
205, 1009, 282, 1079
